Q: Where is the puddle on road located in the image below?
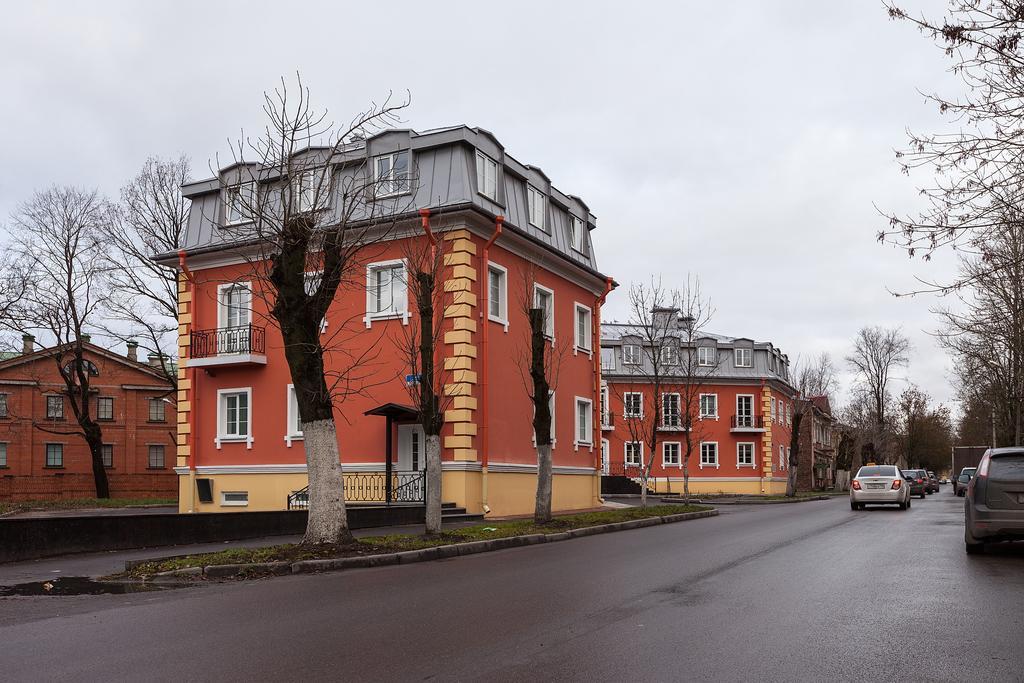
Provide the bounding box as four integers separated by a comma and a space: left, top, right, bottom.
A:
0, 576, 186, 597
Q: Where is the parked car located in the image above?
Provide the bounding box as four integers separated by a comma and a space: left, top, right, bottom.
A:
902, 469, 929, 499
954, 468, 977, 496
850, 465, 911, 510
964, 447, 1024, 554
927, 471, 939, 493
940, 477, 949, 485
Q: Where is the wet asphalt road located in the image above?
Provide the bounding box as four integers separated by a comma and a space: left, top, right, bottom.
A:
1, 492, 1021, 682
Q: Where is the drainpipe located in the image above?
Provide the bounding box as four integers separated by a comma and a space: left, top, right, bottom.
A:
419, 208, 437, 261
479, 216, 503, 515
178, 250, 198, 513
593, 277, 614, 504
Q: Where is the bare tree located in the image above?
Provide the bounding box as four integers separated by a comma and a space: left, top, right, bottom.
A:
103, 155, 191, 384
396, 211, 452, 534
218, 76, 408, 545
10, 186, 113, 497
881, 2, 1024, 291
846, 326, 910, 464
786, 352, 838, 497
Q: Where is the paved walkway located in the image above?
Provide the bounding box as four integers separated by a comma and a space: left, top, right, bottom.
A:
0, 520, 479, 585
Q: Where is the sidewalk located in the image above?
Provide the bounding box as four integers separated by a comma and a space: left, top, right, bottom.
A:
0, 519, 480, 585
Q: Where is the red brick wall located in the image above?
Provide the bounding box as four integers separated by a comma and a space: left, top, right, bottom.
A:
0, 347, 177, 501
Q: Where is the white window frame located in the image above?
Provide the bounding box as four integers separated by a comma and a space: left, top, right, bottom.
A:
624, 441, 643, 467
285, 384, 304, 447
697, 346, 716, 366
569, 215, 585, 253
293, 167, 331, 214
771, 396, 777, 423
622, 344, 641, 366
737, 442, 755, 468
224, 181, 255, 226
574, 396, 593, 450
699, 393, 718, 419
600, 384, 611, 429
476, 151, 498, 200
662, 441, 682, 468
660, 344, 680, 366
486, 262, 509, 330
736, 394, 755, 426
600, 347, 616, 372
661, 392, 682, 429
574, 303, 592, 356
216, 387, 253, 450
786, 402, 792, 426
699, 441, 719, 469
364, 259, 409, 327
373, 150, 410, 198
217, 282, 252, 330
779, 445, 786, 471
221, 491, 249, 507
533, 283, 555, 339
734, 347, 753, 368
527, 185, 546, 230
623, 391, 644, 418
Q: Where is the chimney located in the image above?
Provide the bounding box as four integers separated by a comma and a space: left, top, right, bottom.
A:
21, 334, 34, 355
651, 306, 680, 332
80, 334, 91, 345
147, 352, 165, 369
126, 340, 138, 363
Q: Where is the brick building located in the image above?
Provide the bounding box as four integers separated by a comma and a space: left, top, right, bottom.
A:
0, 337, 177, 501
796, 395, 838, 491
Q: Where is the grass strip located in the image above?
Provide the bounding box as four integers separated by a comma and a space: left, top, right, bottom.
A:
125, 504, 709, 579
0, 497, 177, 515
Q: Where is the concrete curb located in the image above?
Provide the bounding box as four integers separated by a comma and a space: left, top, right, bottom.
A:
660, 495, 832, 506
141, 509, 718, 583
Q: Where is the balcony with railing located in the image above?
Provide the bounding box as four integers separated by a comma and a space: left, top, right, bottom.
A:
601, 411, 615, 430
730, 414, 766, 432
188, 324, 268, 369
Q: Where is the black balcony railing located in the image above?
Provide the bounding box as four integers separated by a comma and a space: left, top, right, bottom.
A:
287, 470, 426, 509
190, 324, 266, 359
730, 414, 765, 429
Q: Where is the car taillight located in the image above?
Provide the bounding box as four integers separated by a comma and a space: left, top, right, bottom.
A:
891, 479, 902, 490
977, 455, 990, 478
852, 480, 861, 490
916, 478, 923, 484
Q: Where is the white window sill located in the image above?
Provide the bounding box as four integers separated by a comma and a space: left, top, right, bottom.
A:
488, 315, 510, 333
737, 463, 755, 468
215, 436, 253, 450
220, 501, 248, 507
284, 433, 304, 447
662, 463, 682, 468
698, 462, 720, 470
699, 415, 720, 421
573, 345, 593, 358
363, 311, 409, 328
223, 219, 254, 228
573, 440, 593, 452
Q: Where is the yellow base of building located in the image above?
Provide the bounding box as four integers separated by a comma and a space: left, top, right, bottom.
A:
644, 477, 789, 496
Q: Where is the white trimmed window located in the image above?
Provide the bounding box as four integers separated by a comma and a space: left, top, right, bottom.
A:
625, 441, 643, 467
600, 384, 611, 427
663, 441, 681, 467
221, 491, 249, 507
487, 263, 508, 326
286, 384, 303, 446
697, 346, 716, 366
224, 181, 254, 225
786, 403, 792, 426
574, 303, 592, 353
102, 444, 113, 468
569, 215, 585, 252
623, 392, 643, 418
476, 151, 498, 200
662, 393, 681, 428
660, 344, 679, 366
217, 388, 252, 449
622, 344, 641, 365
575, 397, 593, 447
700, 441, 719, 468
737, 442, 755, 467
533, 284, 554, 339
601, 347, 616, 371
365, 260, 408, 325
218, 282, 252, 330
779, 445, 786, 470
527, 185, 546, 230
294, 167, 331, 213
374, 150, 410, 197
734, 347, 753, 368
771, 397, 777, 423
304, 270, 328, 332
699, 393, 718, 418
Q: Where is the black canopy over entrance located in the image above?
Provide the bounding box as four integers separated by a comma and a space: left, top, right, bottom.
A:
364, 403, 420, 504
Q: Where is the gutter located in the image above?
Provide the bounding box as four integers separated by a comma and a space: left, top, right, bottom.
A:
593, 277, 615, 503
478, 216, 504, 516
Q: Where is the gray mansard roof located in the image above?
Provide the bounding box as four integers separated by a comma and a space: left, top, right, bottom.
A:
169, 125, 602, 275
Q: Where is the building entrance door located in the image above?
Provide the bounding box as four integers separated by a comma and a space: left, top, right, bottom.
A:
397, 424, 425, 471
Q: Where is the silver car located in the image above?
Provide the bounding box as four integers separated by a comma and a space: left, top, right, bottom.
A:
851, 465, 912, 510
965, 447, 1024, 554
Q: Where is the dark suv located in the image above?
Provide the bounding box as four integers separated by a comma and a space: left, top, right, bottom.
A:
903, 469, 928, 499
964, 448, 1024, 554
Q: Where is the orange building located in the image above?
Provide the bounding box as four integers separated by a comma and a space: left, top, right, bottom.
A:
0, 337, 176, 501
160, 126, 613, 516
600, 319, 796, 495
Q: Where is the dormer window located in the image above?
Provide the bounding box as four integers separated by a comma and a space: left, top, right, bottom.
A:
697, 346, 716, 367
374, 151, 410, 197
293, 168, 331, 213
527, 186, 546, 230
569, 215, 585, 253
622, 344, 641, 366
476, 151, 498, 200
734, 348, 753, 368
225, 182, 254, 225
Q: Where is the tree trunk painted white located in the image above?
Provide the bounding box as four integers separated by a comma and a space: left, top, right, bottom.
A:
424, 433, 442, 534
301, 418, 352, 545
535, 443, 553, 523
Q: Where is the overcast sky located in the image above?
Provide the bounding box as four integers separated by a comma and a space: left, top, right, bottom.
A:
0, 1, 964, 412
